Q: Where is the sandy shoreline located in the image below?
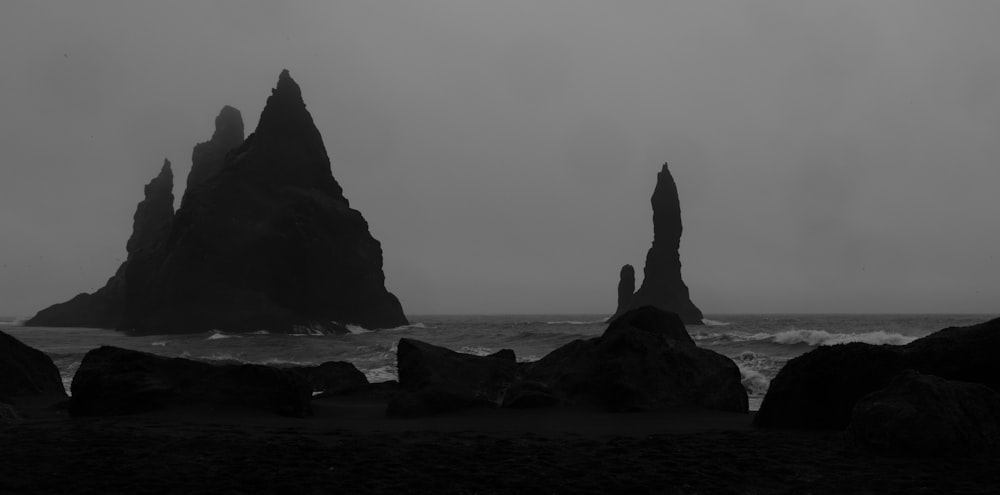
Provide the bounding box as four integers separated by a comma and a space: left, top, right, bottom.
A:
1, 396, 997, 494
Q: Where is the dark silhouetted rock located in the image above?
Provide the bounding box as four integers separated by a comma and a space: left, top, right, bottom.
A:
185, 105, 244, 192
29, 70, 408, 334
0, 402, 18, 425
506, 306, 746, 412
386, 338, 522, 417
754, 343, 903, 429
0, 330, 65, 398
69, 346, 312, 417
847, 370, 1000, 457
614, 264, 635, 317
487, 349, 516, 362
293, 361, 369, 395
611, 164, 703, 324
755, 317, 1000, 430
26, 161, 175, 329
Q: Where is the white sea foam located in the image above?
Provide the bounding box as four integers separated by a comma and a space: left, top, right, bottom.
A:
206, 330, 240, 340
460, 345, 494, 356
347, 325, 372, 335
702, 319, 731, 327
770, 329, 918, 346
545, 318, 606, 325
150, 341, 168, 347
364, 365, 398, 383
692, 329, 917, 347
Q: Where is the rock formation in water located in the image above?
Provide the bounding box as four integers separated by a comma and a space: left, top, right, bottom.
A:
26, 160, 175, 329
614, 264, 635, 317
611, 163, 703, 324
28, 70, 408, 334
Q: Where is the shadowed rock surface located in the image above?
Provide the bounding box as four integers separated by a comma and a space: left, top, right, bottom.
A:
70, 346, 312, 417
0, 330, 66, 398
185, 105, 244, 193
847, 370, 1000, 457
28, 71, 407, 334
387, 338, 523, 417
756, 317, 1000, 429
611, 164, 703, 324
26, 160, 175, 329
506, 306, 746, 412
292, 361, 369, 395
614, 264, 635, 317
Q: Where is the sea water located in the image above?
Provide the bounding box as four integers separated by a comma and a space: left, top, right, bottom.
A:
2, 314, 992, 411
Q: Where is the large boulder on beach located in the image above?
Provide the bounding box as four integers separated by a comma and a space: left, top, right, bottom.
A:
70, 346, 312, 417
756, 317, 1000, 430
610, 164, 703, 325
847, 370, 1000, 457
293, 361, 369, 395
506, 306, 747, 412
0, 330, 65, 398
386, 339, 522, 417
753, 343, 903, 429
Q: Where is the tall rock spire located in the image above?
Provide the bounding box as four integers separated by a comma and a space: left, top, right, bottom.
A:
611, 163, 703, 324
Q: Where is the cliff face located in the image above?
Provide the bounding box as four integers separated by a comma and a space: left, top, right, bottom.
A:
185, 105, 244, 193
611, 163, 703, 324
27, 160, 175, 328
29, 70, 408, 334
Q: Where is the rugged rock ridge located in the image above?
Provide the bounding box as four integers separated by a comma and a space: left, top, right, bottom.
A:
28, 70, 408, 334
26, 160, 175, 328
611, 164, 703, 324
185, 105, 244, 193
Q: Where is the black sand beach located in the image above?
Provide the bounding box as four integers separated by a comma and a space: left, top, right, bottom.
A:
2, 395, 998, 494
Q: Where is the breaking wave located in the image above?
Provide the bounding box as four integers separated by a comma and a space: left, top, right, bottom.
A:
693, 329, 918, 347
702, 319, 731, 327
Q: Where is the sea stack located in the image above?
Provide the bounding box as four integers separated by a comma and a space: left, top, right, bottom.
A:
611, 163, 703, 325
28, 70, 408, 334
26, 160, 175, 329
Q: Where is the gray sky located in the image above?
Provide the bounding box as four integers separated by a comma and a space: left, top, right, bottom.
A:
2, 1, 998, 316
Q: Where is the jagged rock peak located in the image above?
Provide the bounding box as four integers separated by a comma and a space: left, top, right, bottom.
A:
127, 159, 174, 254
255, 70, 321, 140
651, 163, 682, 250
187, 106, 245, 190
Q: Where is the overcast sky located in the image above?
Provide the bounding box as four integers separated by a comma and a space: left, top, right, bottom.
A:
2, 1, 998, 316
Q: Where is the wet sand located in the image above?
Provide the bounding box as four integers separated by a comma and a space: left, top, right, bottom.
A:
1, 395, 997, 494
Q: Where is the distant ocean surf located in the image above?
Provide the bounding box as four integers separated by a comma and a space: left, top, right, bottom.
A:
3, 314, 992, 411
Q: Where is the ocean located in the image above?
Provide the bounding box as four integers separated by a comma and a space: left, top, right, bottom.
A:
1, 313, 993, 411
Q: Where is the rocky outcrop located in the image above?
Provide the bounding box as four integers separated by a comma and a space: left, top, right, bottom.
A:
293, 361, 369, 395
506, 306, 747, 412
386, 339, 523, 417
755, 317, 1000, 429
614, 264, 635, 317
29, 70, 408, 334
847, 371, 1000, 457
26, 161, 175, 329
0, 330, 65, 398
612, 164, 703, 324
69, 346, 312, 417
185, 105, 244, 193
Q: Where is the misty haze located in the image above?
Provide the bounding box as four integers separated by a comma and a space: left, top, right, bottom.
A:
2, 2, 999, 494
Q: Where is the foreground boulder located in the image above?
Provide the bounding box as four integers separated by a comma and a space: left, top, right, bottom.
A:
506, 306, 747, 412
756, 317, 1000, 429
611, 164, 703, 325
0, 330, 65, 398
847, 371, 1000, 457
70, 346, 311, 417
386, 339, 522, 417
293, 361, 369, 395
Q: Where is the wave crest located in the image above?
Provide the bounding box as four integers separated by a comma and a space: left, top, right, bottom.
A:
693, 329, 917, 347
